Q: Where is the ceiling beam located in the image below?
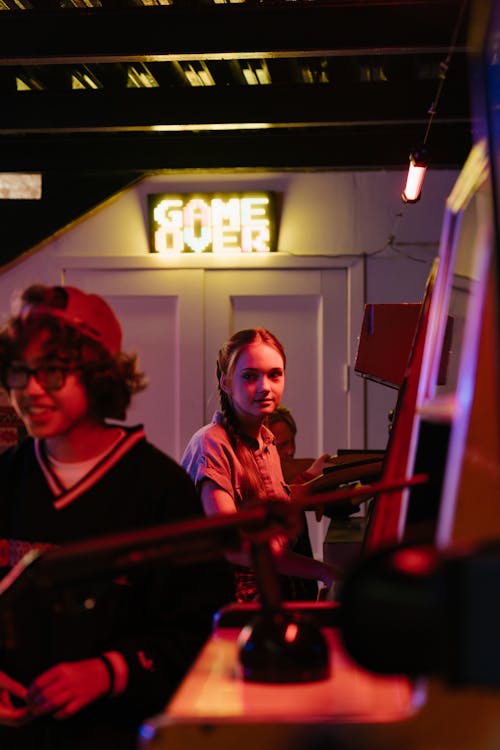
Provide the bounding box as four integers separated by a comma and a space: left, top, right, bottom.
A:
0, 124, 472, 172
0, 2, 470, 65
0, 78, 470, 132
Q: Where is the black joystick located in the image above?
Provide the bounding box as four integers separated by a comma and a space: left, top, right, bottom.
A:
237, 541, 331, 683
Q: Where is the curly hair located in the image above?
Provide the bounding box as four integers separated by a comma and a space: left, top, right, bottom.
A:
0, 286, 146, 421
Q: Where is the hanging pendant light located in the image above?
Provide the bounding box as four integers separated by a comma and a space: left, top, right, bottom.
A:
402, 147, 429, 203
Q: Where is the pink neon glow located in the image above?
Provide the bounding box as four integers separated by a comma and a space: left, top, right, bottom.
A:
402, 162, 427, 202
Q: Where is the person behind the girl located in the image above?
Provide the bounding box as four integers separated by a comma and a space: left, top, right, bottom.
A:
181, 327, 337, 603
0, 284, 233, 750
265, 405, 362, 589
264, 404, 331, 597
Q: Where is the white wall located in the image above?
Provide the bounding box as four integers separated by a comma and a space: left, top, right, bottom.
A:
0, 168, 459, 457
31, 169, 457, 259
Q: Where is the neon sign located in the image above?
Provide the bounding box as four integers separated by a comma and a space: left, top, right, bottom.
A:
148, 192, 276, 254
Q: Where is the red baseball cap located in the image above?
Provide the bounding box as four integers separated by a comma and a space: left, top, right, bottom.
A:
20, 286, 122, 355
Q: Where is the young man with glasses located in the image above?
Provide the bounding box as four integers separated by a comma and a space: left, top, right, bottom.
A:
0, 284, 232, 750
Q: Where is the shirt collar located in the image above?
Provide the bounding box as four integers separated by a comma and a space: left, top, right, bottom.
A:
213, 410, 275, 448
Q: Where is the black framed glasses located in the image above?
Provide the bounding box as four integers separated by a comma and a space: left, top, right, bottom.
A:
5, 362, 82, 391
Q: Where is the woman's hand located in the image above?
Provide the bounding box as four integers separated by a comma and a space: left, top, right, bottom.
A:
0, 670, 31, 727
305, 452, 335, 478
27, 658, 111, 720
303, 454, 335, 519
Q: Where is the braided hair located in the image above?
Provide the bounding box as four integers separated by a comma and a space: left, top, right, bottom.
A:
216, 328, 286, 505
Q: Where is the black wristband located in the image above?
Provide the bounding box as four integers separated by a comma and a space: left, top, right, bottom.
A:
99, 654, 115, 697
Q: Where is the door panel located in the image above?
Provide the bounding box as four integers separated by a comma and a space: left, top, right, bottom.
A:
205, 269, 348, 454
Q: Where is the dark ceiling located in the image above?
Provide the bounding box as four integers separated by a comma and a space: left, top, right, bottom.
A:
0, 0, 473, 267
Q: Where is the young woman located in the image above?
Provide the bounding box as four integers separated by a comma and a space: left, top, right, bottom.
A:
0, 284, 232, 750
181, 327, 337, 603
